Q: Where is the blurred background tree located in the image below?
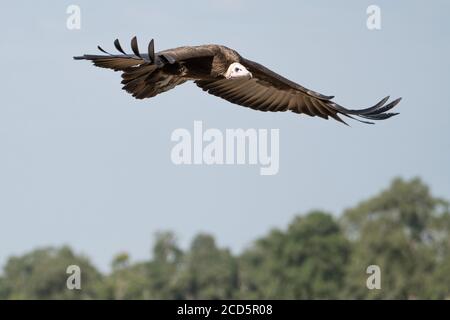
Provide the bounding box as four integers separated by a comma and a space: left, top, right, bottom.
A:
0, 177, 448, 299
238, 211, 350, 299
341, 177, 450, 299
103, 252, 150, 299
175, 233, 238, 299
146, 231, 184, 299
0, 246, 103, 299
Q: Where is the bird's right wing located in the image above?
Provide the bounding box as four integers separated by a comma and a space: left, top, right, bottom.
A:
74, 37, 188, 99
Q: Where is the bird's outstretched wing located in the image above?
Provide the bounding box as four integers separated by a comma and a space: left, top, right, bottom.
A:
196, 58, 401, 124
73, 37, 214, 99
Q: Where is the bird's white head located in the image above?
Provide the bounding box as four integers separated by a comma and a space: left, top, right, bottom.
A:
225, 62, 252, 79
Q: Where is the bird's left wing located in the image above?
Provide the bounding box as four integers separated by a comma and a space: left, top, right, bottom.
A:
196, 58, 401, 124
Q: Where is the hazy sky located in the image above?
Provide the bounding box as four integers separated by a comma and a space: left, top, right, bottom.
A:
1, 1, 449, 271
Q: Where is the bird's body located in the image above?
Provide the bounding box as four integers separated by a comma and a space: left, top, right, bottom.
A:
74, 37, 401, 124
159, 44, 240, 78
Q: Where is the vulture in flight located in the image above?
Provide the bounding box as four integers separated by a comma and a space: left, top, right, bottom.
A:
74, 37, 401, 125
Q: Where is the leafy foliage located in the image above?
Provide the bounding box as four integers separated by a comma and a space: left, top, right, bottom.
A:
0, 246, 102, 299
238, 212, 349, 299
0, 177, 449, 299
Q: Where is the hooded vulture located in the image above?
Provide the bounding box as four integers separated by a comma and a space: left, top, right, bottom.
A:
74, 37, 401, 125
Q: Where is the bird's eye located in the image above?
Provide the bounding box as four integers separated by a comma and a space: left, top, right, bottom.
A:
235, 67, 240, 72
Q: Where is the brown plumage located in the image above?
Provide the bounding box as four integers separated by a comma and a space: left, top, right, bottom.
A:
74, 37, 401, 125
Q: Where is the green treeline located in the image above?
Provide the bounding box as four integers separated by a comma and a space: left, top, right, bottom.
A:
1, 177, 449, 299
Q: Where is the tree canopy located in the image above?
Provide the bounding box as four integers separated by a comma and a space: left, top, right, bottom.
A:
1, 177, 449, 299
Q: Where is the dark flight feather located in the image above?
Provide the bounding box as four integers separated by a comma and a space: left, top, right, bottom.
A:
130, 36, 141, 58
113, 39, 128, 55
148, 39, 155, 63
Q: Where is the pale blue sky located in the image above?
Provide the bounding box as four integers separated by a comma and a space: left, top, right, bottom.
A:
0, 1, 449, 271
